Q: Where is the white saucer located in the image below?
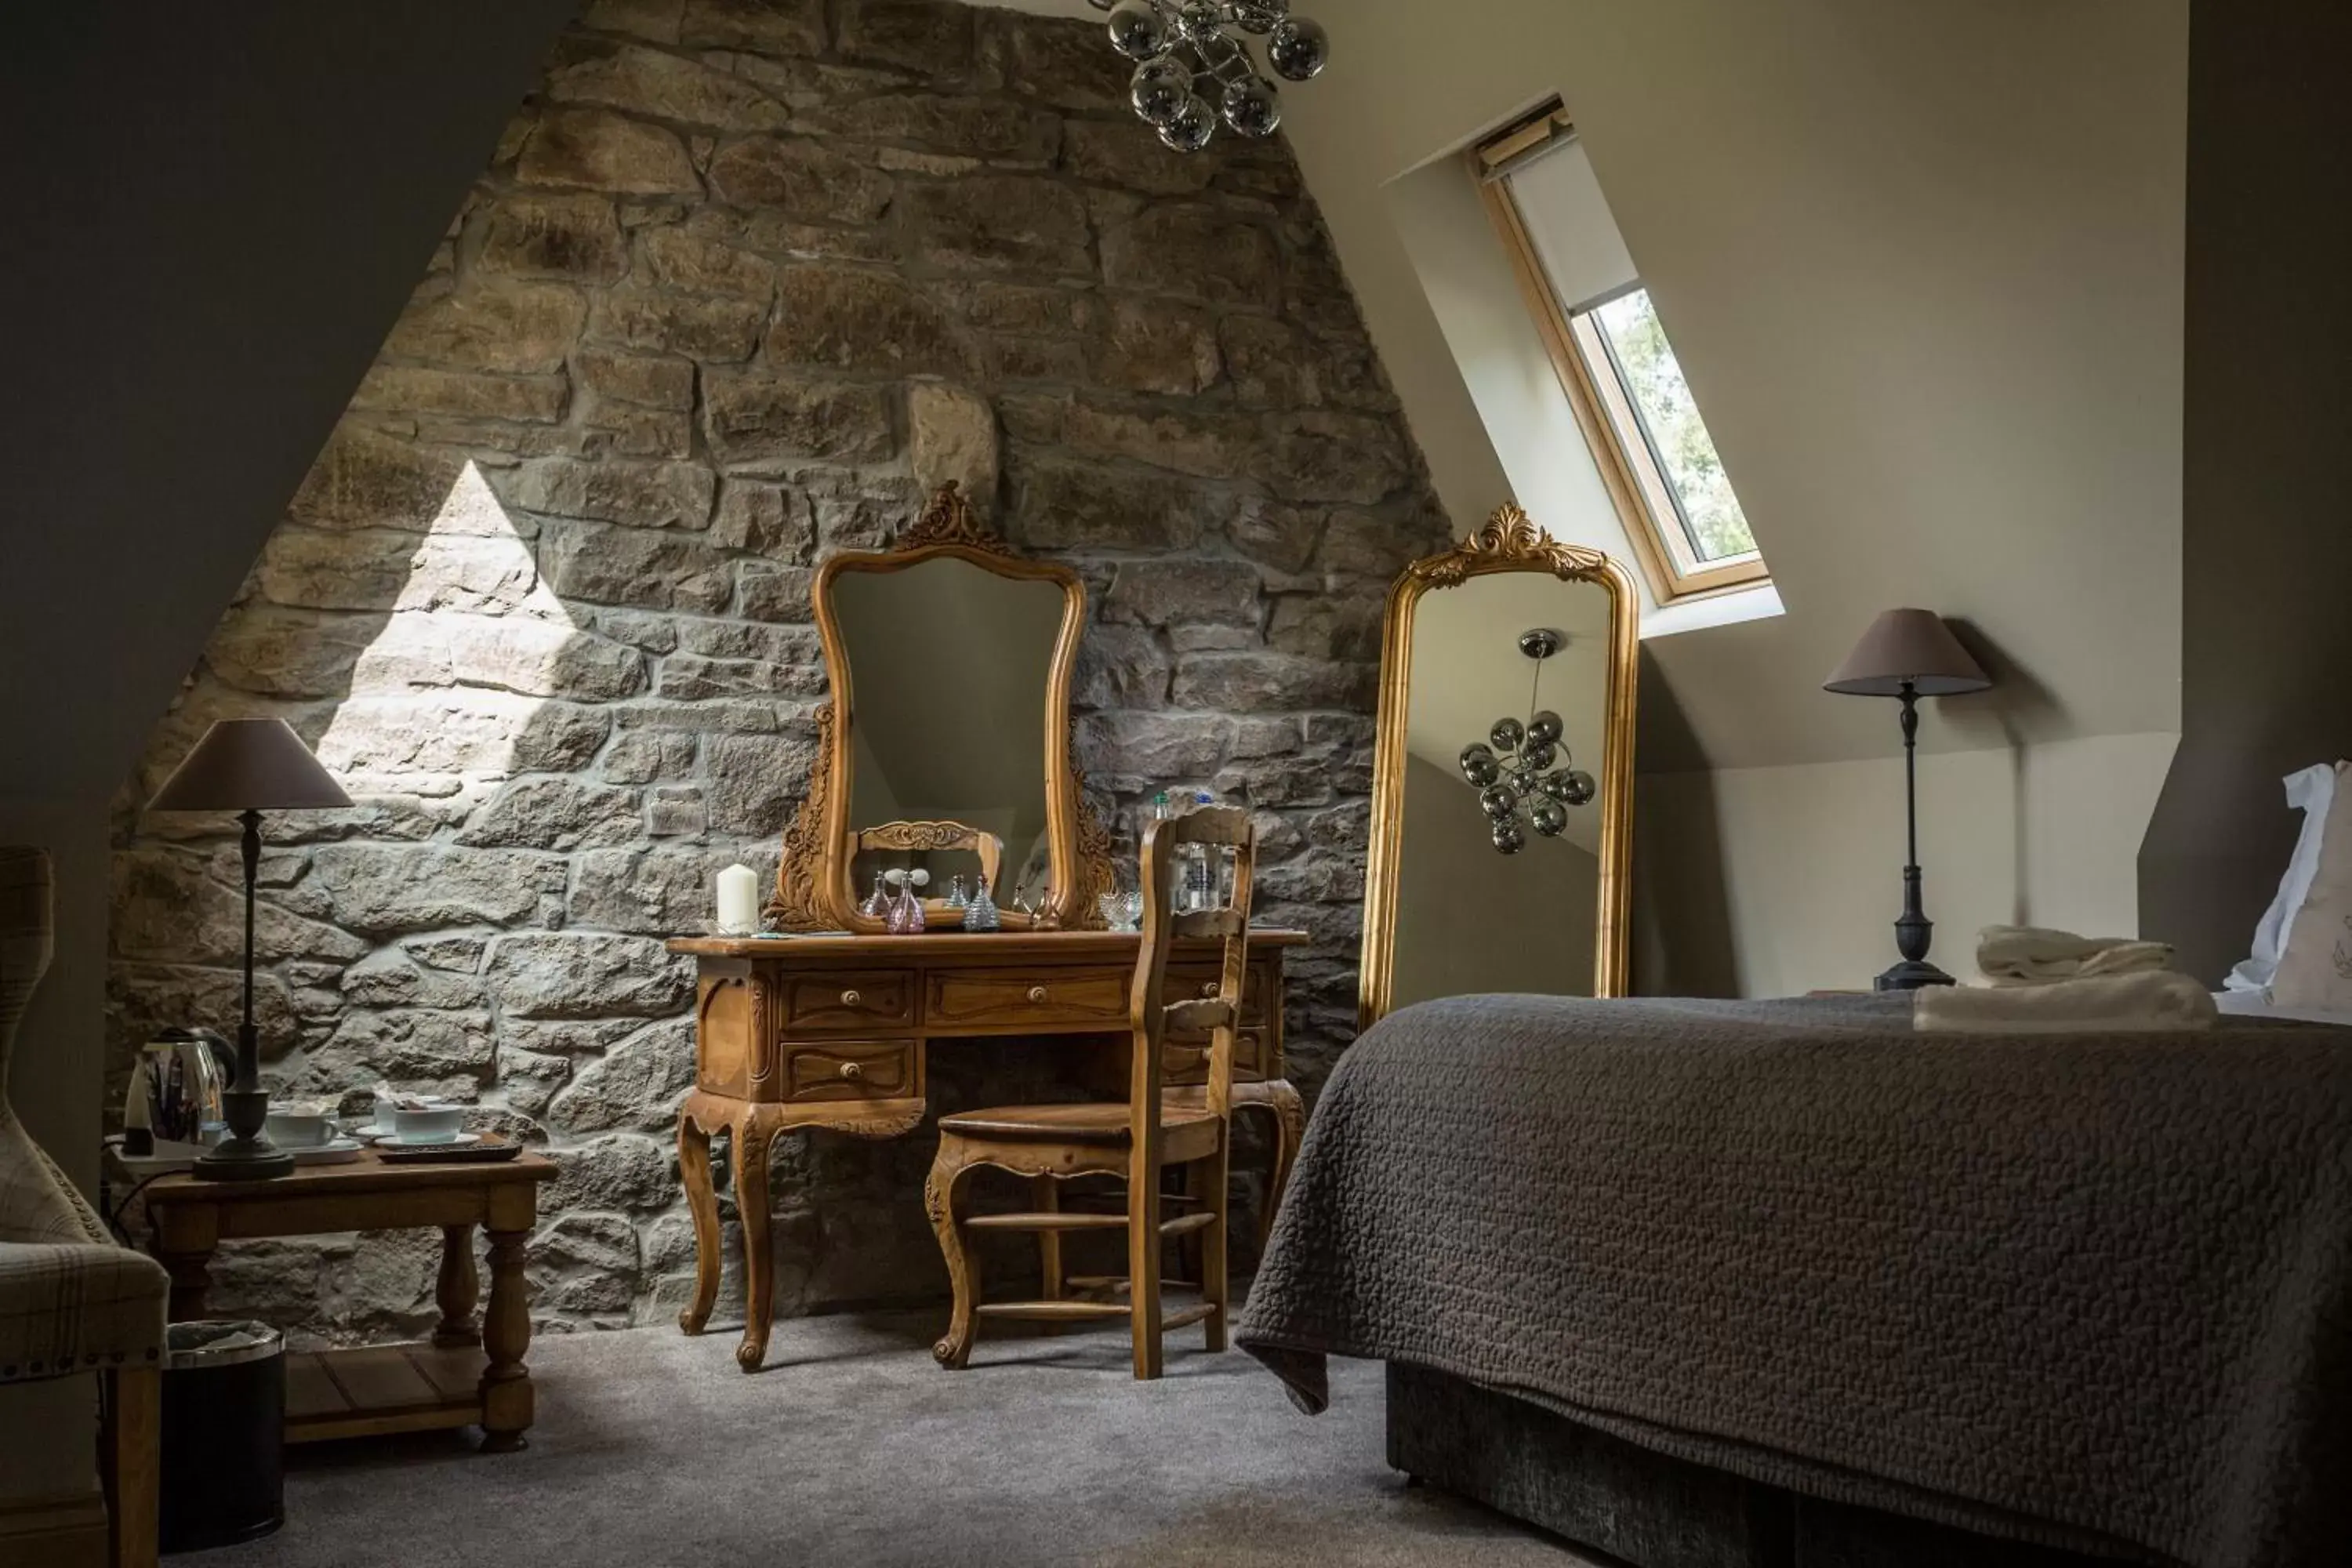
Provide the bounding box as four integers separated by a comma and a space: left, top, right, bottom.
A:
289, 1138, 366, 1165
371, 1132, 483, 1149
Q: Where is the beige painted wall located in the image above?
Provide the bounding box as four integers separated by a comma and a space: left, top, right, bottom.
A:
1637, 731, 2180, 996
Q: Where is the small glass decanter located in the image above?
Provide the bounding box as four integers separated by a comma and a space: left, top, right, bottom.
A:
858, 869, 888, 920
963, 879, 1000, 932
946, 875, 969, 912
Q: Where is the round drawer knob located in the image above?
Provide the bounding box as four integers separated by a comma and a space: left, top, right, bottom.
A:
838, 1060, 865, 1080
840, 989, 862, 1007
1028, 985, 1049, 1004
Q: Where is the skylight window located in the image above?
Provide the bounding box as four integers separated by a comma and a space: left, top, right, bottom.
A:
1475, 102, 1768, 601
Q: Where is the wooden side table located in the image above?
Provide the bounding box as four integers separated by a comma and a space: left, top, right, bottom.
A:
136, 1151, 554, 1452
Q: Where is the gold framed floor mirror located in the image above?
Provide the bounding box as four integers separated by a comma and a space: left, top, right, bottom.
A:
1359, 506, 1640, 1026
768, 483, 1115, 934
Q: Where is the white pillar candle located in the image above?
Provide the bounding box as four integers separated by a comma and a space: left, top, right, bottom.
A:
715, 863, 759, 935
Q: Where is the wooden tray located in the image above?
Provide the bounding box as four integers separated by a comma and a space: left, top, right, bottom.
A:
373, 1134, 524, 1165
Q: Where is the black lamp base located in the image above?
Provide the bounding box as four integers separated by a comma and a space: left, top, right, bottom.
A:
193, 1138, 297, 1181
1875, 959, 1956, 992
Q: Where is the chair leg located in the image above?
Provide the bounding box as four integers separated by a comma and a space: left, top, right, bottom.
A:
1033, 1174, 1063, 1333
1128, 1147, 1163, 1381
107, 1363, 160, 1568
927, 1145, 979, 1370
1201, 1142, 1232, 1353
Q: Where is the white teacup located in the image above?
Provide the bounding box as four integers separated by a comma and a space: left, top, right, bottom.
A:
265, 1109, 335, 1149
390, 1105, 466, 1145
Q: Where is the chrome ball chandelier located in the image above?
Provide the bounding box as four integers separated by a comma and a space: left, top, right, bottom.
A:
1458, 629, 1597, 855
1088, 0, 1330, 153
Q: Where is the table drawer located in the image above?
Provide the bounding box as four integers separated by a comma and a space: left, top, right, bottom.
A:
927, 967, 1131, 1030
1163, 1027, 1269, 1087
779, 1039, 920, 1102
1166, 962, 1272, 1023
779, 969, 916, 1032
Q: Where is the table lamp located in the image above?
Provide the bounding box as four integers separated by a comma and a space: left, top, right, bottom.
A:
1824, 610, 1992, 990
147, 718, 352, 1179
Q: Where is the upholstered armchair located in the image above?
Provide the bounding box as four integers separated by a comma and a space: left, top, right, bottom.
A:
1, 848, 166, 1568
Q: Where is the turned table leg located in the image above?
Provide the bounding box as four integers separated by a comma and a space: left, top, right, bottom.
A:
676, 1113, 721, 1337
732, 1112, 775, 1373
478, 1214, 534, 1452
432, 1224, 481, 1348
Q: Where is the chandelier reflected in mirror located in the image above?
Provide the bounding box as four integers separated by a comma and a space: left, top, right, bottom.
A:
1458, 628, 1597, 855
1089, 0, 1330, 153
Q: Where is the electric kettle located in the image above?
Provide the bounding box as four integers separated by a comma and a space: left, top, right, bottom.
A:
124, 1026, 232, 1153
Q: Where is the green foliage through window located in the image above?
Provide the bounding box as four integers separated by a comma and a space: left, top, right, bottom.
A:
1589, 289, 1756, 564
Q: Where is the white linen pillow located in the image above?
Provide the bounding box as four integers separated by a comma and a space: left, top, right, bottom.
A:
2271, 760, 2352, 1010
2226, 762, 2337, 993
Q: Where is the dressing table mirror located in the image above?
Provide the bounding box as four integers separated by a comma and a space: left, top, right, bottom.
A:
1359, 505, 1639, 1026
769, 484, 1112, 933
678, 484, 1307, 1374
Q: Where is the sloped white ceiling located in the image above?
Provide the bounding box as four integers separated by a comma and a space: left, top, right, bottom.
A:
977, 0, 2190, 774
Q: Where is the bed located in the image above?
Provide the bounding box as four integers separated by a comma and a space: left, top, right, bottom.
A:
1235, 992, 2352, 1568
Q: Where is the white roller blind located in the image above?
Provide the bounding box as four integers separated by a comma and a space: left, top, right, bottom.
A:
1508, 138, 1636, 316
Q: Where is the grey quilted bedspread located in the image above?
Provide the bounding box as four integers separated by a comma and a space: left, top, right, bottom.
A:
1235, 993, 2352, 1568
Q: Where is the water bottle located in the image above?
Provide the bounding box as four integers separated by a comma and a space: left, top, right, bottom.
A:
1189, 789, 1220, 912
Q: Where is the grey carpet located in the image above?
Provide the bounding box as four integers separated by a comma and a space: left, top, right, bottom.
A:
205, 1311, 1592, 1567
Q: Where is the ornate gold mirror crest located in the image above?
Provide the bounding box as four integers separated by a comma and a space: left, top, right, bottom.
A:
1359, 504, 1639, 1026
768, 484, 1114, 934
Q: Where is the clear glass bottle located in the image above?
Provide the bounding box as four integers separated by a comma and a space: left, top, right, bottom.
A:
858, 869, 888, 920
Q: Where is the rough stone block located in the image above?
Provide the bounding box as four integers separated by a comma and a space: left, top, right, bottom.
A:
540, 517, 734, 612
1258, 412, 1411, 506
307, 844, 559, 935
709, 480, 815, 555
900, 176, 1091, 278
646, 786, 711, 837
299, 1009, 499, 1090
586, 287, 767, 362
601, 730, 699, 784
476, 192, 629, 284
637, 223, 779, 299
986, 9, 1131, 112
733, 561, 815, 622
1087, 295, 1221, 396
806, 94, 1057, 165
528, 1212, 644, 1316
767, 264, 976, 376
546, 1018, 697, 1133
544, 38, 792, 130
1006, 456, 1214, 553
519, 107, 701, 195
456, 779, 644, 851
837, 0, 974, 76
680, 0, 826, 54
1171, 652, 1375, 713
488, 931, 693, 1018
908, 383, 999, 507
546, 1134, 677, 1213
575, 348, 695, 410
1061, 119, 1218, 197
287, 426, 469, 532
383, 281, 588, 376
706, 730, 819, 833
1101, 204, 1280, 305
706, 136, 891, 223
1102, 557, 1261, 629
505, 456, 716, 530
350, 365, 569, 424
701, 370, 895, 466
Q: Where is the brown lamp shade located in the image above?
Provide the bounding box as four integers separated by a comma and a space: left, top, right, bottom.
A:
148, 719, 353, 812
1823, 609, 1992, 698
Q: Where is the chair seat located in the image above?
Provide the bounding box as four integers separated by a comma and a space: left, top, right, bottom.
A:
938, 1101, 1221, 1146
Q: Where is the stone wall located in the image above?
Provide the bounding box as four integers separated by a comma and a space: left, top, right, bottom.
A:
109, 0, 1449, 1344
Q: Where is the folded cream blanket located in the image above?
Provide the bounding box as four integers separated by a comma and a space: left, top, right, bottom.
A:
1977, 924, 2174, 985
1917, 969, 2219, 1033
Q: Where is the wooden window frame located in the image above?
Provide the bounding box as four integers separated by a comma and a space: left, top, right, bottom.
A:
1473, 118, 1769, 604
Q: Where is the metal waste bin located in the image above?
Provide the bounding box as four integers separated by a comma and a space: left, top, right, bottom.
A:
159, 1321, 285, 1552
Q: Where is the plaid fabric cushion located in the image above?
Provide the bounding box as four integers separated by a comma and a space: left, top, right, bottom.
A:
0, 1241, 168, 1383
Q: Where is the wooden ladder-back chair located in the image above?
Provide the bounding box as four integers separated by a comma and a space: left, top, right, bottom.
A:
925, 805, 1255, 1378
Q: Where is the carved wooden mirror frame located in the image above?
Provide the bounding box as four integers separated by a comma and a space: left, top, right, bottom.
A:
768, 484, 1115, 934
1357, 504, 1641, 1026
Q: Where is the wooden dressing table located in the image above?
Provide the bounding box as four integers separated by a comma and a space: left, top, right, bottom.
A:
670, 927, 1306, 1370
